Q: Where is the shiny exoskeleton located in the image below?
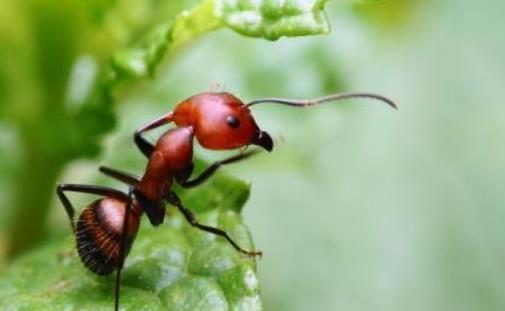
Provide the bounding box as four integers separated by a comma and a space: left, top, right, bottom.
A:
57, 90, 396, 311
57, 185, 139, 275
75, 196, 139, 275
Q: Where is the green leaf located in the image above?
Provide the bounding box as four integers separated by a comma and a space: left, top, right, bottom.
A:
111, 0, 222, 79
0, 170, 262, 310
215, 0, 331, 40
110, 0, 335, 78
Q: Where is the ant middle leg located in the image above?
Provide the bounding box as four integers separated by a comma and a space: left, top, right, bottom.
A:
99, 166, 140, 186
166, 191, 262, 257
56, 184, 128, 231
178, 149, 260, 188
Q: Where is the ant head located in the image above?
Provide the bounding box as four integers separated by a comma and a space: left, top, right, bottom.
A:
172, 90, 396, 152
173, 92, 273, 151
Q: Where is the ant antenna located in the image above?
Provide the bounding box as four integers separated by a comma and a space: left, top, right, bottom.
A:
246, 92, 397, 109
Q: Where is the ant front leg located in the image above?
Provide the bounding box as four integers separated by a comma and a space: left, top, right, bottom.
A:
135, 112, 174, 158
166, 191, 262, 257
177, 149, 260, 188
56, 184, 128, 231
134, 130, 155, 158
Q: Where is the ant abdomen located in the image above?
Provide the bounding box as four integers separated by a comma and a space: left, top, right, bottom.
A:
76, 198, 140, 276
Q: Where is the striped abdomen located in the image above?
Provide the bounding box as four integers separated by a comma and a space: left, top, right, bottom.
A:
76, 198, 140, 276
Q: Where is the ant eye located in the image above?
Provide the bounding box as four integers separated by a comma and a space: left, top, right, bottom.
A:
226, 115, 240, 128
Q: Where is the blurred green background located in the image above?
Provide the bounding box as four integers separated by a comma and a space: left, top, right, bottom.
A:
1, 0, 505, 310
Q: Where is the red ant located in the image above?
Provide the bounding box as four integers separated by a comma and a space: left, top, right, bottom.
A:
57, 91, 396, 310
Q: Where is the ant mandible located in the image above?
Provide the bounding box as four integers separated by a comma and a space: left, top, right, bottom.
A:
57, 91, 396, 310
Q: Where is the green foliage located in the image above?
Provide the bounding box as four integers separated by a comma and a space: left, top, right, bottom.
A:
111, 0, 332, 77
216, 0, 330, 40
0, 169, 261, 310
110, 0, 221, 79
352, 0, 420, 28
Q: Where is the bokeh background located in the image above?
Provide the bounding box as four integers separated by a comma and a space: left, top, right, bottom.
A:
1, 0, 505, 310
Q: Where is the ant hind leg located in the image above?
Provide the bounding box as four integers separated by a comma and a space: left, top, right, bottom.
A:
114, 188, 134, 311
56, 184, 128, 231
